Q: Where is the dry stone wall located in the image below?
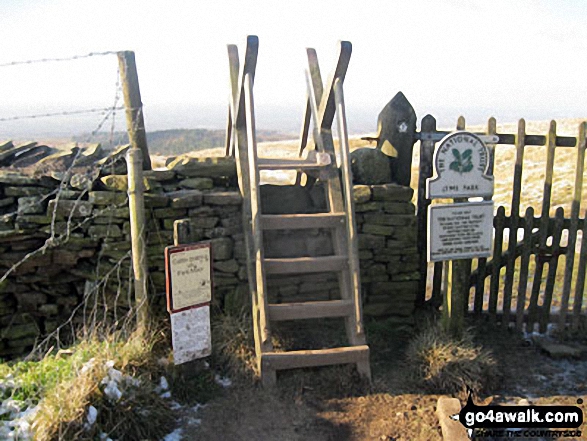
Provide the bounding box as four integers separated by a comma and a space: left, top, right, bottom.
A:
0, 150, 419, 359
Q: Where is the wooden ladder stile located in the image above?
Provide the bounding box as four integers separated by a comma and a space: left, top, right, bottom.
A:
227, 37, 371, 386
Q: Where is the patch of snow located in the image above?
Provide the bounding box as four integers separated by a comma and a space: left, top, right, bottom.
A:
85, 405, 98, 429
214, 374, 232, 388
159, 376, 169, 391
162, 428, 183, 441
99, 433, 113, 441
191, 403, 206, 413
102, 380, 123, 402
186, 417, 202, 426
80, 357, 96, 374
160, 391, 171, 399
0, 401, 39, 441
169, 401, 183, 410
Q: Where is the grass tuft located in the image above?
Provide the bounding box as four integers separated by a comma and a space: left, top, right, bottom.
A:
2, 329, 177, 441
405, 322, 499, 396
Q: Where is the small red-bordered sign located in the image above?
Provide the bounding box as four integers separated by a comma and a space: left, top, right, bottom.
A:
165, 243, 213, 313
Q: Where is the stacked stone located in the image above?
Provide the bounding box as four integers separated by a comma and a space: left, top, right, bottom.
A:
354, 183, 419, 323
0, 155, 247, 359
0, 149, 422, 359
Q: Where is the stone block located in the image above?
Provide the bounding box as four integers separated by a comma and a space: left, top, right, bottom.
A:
213, 259, 239, 273
144, 169, 176, 181
1, 322, 38, 340
47, 199, 93, 218
210, 237, 233, 261
89, 191, 128, 205
362, 224, 395, 236
352, 185, 372, 204
382, 201, 415, 215
39, 304, 59, 316
371, 184, 414, 202
179, 177, 214, 190
354, 202, 380, 213
4, 186, 47, 197
18, 196, 45, 214
167, 190, 203, 209
152, 207, 187, 219
144, 194, 169, 208
436, 397, 469, 441
358, 234, 386, 250
88, 224, 122, 239
204, 191, 242, 206
167, 156, 237, 178
0, 197, 15, 208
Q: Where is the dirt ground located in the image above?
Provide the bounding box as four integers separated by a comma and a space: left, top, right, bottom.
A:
173, 319, 587, 441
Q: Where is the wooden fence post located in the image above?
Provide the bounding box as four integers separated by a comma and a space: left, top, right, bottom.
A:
118, 51, 152, 170
127, 148, 149, 334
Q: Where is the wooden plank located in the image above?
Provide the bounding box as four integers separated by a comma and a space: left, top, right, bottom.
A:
261, 213, 345, 230
225, 44, 239, 156
243, 71, 271, 349
417, 132, 577, 148
559, 122, 586, 328
261, 345, 369, 371
473, 258, 486, 315
431, 262, 444, 308
230, 37, 272, 369
268, 299, 354, 321
296, 48, 324, 186
473, 118, 497, 315
528, 121, 557, 332
516, 207, 535, 331
334, 78, 367, 346
417, 114, 437, 305
297, 48, 323, 158
488, 206, 506, 323
502, 119, 526, 328
572, 210, 587, 330
539, 207, 565, 333
224, 104, 233, 157
264, 256, 348, 274
317, 41, 352, 132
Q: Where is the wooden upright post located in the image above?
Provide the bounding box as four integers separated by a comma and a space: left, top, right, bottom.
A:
126, 148, 149, 334
118, 51, 152, 170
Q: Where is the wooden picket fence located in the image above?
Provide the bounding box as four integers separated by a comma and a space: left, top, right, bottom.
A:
416, 115, 587, 333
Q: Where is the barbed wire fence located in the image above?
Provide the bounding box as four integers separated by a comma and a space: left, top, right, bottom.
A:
0, 51, 155, 359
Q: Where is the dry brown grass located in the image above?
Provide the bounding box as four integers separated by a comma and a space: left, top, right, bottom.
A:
405, 322, 499, 396
28, 330, 176, 441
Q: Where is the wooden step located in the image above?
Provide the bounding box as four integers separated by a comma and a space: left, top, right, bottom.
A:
261, 213, 345, 230
268, 299, 353, 321
261, 345, 369, 371
264, 256, 347, 274
257, 154, 330, 171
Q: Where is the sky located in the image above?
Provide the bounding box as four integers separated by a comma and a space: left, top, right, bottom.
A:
1, 0, 586, 137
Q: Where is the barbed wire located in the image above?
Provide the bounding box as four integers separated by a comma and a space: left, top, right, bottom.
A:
0, 106, 126, 123
0, 50, 155, 359
0, 50, 120, 68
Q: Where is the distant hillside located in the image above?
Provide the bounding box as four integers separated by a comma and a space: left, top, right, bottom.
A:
72, 129, 294, 156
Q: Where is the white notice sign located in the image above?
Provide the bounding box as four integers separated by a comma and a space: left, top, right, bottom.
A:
428, 202, 494, 262
165, 244, 212, 312
427, 131, 494, 199
170, 305, 212, 364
